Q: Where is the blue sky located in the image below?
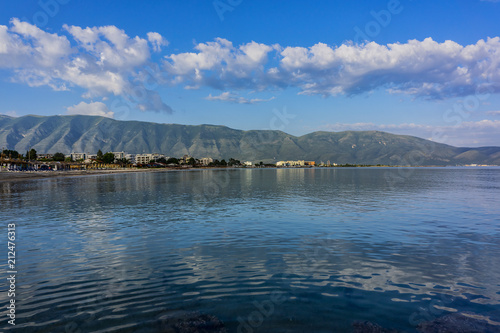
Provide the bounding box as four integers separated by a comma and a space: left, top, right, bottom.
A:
1, 0, 500, 146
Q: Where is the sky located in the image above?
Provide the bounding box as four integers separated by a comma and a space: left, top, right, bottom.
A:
1, 0, 500, 147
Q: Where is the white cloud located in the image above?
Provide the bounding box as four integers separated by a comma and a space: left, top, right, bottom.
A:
319, 120, 500, 147
205, 91, 275, 104
164, 37, 500, 100
3, 18, 72, 68
280, 37, 500, 98
3, 18, 500, 110
0, 18, 172, 113
165, 38, 274, 90
64, 24, 150, 69
147, 32, 168, 52
486, 110, 500, 115
66, 101, 114, 118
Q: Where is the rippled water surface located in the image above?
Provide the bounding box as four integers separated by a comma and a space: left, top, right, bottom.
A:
1, 167, 500, 332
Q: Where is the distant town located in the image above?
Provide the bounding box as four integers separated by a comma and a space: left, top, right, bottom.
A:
0, 148, 335, 171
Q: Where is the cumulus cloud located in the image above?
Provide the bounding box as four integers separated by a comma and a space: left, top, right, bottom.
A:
164, 38, 274, 90
147, 32, 168, 52
319, 120, 500, 147
205, 91, 275, 104
66, 101, 114, 118
2, 18, 500, 108
163, 37, 500, 99
0, 18, 172, 113
279, 37, 500, 98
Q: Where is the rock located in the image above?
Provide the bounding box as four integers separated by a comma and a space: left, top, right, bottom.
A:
417, 313, 500, 333
352, 321, 400, 333
156, 311, 227, 333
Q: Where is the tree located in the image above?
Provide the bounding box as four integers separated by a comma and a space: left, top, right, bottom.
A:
220, 159, 227, 166
157, 157, 167, 164
96, 150, 103, 161
65, 157, 73, 162
26, 148, 37, 160
228, 158, 240, 166
53, 152, 65, 161
102, 152, 115, 164
116, 158, 130, 166
188, 157, 196, 166
166, 157, 179, 164
1, 149, 19, 159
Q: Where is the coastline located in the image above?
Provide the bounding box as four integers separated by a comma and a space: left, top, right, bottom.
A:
0, 168, 176, 182
0, 166, 251, 182
2, 165, 498, 183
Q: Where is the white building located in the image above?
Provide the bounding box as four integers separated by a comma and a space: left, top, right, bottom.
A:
276, 160, 315, 167
276, 160, 305, 167
125, 154, 136, 164
70, 153, 87, 161
179, 154, 193, 164
200, 157, 213, 166
135, 153, 165, 164
113, 152, 126, 160
84, 154, 98, 164
243, 161, 253, 166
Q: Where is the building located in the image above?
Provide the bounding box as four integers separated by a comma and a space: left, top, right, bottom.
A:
37, 154, 54, 160
276, 160, 315, 167
125, 154, 136, 164
179, 154, 193, 164
243, 161, 253, 166
200, 157, 213, 166
135, 153, 165, 164
70, 153, 87, 161
113, 152, 126, 160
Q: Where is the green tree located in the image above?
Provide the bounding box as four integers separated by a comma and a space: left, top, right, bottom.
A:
2, 149, 19, 159
65, 156, 73, 162
116, 157, 130, 166
96, 150, 103, 161
166, 157, 179, 164
220, 159, 227, 166
188, 157, 196, 166
102, 152, 115, 164
228, 158, 240, 166
26, 148, 37, 160
157, 157, 168, 164
53, 152, 65, 161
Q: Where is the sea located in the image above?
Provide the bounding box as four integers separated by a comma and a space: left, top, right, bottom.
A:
1, 167, 500, 332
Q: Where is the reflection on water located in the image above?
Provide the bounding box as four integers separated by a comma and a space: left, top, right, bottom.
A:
1, 168, 500, 332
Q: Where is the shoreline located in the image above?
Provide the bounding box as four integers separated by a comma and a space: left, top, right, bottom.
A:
0, 166, 251, 182
0, 168, 178, 182
1, 165, 498, 182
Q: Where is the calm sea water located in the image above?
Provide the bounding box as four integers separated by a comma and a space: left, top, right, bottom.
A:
1, 167, 500, 332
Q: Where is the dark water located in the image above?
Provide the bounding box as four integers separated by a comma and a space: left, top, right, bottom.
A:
1, 167, 500, 332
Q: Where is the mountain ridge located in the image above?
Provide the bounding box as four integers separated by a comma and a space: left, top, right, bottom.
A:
0, 114, 499, 165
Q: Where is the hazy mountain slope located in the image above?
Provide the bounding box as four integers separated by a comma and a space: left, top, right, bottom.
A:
0, 114, 499, 165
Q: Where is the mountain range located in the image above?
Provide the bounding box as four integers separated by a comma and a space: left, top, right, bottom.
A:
1, 114, 499, 166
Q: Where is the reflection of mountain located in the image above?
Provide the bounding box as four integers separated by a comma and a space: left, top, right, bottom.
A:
1, 114, 500, 165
